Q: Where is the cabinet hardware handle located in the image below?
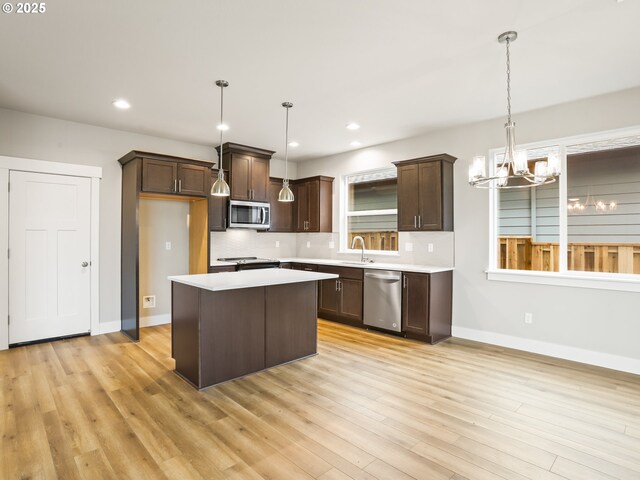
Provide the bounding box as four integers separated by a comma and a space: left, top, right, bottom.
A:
418, 215, 421, 228
81, 261, 89, 267
403, 276, 407, 288
174, 179, 178, 192
338, 280, 342, 292
178, 179, 182, 192
414, 216, 417, 228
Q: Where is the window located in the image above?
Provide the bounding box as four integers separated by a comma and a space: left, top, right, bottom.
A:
491, 129, 640, 284
343, 169, 398, 252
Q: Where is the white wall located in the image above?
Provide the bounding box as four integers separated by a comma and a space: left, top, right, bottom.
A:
139, 199, 190, 325
297, 87, 640, 367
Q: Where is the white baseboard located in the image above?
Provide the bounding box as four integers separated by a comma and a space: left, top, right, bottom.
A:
97, 320, 121, 335
452, 326, 640, 376
140, 314, 171, 328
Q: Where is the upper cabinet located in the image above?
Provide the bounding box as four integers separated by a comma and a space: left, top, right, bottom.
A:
393, 154, 456, 231
293, 176, 334, 232
140, 157, 210, 197
218, 143, 275, 202
267, 177, 293, 232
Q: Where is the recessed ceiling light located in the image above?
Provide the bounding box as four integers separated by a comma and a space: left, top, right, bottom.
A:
346, 122, 360, 130
350, 141, 361, 147
216, 124, 229, 131
288, 141, 299, 147
112, 99, 131, 109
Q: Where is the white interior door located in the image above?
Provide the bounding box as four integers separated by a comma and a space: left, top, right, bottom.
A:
9, 171, 91, 344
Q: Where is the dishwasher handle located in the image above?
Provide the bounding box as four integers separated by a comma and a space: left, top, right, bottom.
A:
364, 272, 401, 282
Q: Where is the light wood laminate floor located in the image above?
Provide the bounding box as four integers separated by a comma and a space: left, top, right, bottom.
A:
1, 320, 640, 480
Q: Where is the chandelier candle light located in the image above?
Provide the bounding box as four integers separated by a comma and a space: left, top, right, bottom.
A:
469, 31, 561, 189
211, 80, 231, 197
278, 102, 295, 202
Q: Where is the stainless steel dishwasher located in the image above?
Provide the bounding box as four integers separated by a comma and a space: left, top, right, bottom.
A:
363, 269, 402, 332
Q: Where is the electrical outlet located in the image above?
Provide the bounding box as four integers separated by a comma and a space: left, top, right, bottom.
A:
165, 242, 172, 251
428, 243, 434, 253
524, 312, 533, 324
405, 242, 413, 252
306, 241, 311, 248
143, 295, 156, 309
329, 241, 335, 249
275, 240, 280, 248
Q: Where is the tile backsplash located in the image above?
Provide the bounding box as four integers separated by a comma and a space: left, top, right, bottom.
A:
211, 229, 454, 266
210, 230, 297, 260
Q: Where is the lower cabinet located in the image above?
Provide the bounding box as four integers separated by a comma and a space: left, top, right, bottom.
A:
208, 265, 236, 273
402, 270, 452, 344
317, 266, 363, 326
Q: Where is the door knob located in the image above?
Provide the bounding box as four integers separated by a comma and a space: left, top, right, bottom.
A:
81, 261, 89, 267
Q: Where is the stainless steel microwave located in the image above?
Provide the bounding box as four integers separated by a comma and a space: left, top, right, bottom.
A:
228, 200, 270, 230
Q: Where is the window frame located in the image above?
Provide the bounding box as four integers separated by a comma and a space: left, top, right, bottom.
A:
340, 167, 399, 256
487, 125, 640, 292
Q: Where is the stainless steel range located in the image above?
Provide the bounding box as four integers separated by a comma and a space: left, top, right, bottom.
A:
217, 256, 281, 271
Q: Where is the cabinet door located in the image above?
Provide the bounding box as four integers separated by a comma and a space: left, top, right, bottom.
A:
230, 153, 252, 201
267, 178, 293, 232
418, 161, 442, 230
209, 171, 227, 231
294, 182, 309, 232
250, 157, 270, 202
178, 164, 209, 196
307, 179, 320, 232
142, 159, 177, 194
318, 278, 339, 317
339, 279, 363, 323
402, 273, 429, 335
397, 164, 420, 231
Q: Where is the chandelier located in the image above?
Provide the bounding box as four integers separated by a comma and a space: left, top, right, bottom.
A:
568, 192, 617, 214
469, 31, 561, 189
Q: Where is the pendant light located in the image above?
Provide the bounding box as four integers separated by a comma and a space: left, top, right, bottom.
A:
278, 101, 295, 202
211, 80, 231, 196
469, 32, 561, 189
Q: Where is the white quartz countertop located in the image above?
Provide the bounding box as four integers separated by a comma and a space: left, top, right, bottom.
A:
279, 257, 454, 274
169, 269, 339, 292
210, 257, 453, 274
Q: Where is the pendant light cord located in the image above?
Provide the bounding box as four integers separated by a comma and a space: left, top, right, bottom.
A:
219, 83, 224, 165
506, 37, 512, 124
284, 106, 289, 180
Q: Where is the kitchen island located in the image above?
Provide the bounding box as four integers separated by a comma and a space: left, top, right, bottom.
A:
169, 269, 338, 389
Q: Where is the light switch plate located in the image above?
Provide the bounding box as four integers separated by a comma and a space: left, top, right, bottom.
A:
405, 242, 413, 252
428, 243, 434, 253
165, 242, 172, 251
275, 240, 280, 248
329, 241, 335, 249
306, 241, 311, 248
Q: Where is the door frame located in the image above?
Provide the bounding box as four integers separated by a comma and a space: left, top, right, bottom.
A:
0, 155, 102, 350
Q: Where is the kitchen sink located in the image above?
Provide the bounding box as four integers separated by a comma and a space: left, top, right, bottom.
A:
340, 260, 374, 266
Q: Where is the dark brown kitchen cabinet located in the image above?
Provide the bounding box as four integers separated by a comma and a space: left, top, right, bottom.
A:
293, 176, 333, 232
402, 270, 452, 344
218, 143, 274, 202
394, 154, 456, 232
141, 158, 209, 196
208, 265, 236, 273
266, 177, 293, 232
208, 170, 227, 231
317, 265, 363, 326
118, 151, 215, 341
292, 263, 318, 272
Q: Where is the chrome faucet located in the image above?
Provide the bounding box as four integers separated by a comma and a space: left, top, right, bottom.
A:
351, 235, 367, 263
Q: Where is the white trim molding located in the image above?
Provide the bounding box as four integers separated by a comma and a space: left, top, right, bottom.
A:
452, 326, 640, 376
487, 269, 640, 293
99, 320, 122, 335
140, 314, 171, 328
0, 155, 102, 178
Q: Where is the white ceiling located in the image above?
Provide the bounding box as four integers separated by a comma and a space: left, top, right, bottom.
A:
1, 0, 639, 161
